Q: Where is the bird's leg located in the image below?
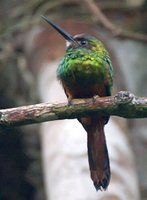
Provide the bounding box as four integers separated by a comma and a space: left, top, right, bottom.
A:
92, 94, 99, 103
68, 96, 74, 106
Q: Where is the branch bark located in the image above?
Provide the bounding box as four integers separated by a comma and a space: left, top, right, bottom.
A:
0, 91, 146, 127
81, 0, 147, 43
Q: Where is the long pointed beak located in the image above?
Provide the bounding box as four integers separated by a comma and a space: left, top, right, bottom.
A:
41, 16, 78, 45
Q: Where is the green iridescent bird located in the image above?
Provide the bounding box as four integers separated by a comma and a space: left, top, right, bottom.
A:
42, 16, 113, 191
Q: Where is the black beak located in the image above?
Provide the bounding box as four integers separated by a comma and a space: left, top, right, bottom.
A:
41, 16, 78, 45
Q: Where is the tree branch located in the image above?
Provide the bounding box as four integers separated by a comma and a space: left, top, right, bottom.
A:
0, 91, 146, 127
81, 0, 147, 43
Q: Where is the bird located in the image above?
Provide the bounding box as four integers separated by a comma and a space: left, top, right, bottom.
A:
42, 16, 113, 191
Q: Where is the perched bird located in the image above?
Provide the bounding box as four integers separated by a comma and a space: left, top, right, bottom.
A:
42, 16, 113, 191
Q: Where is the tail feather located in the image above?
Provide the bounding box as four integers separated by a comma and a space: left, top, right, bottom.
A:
79, 117, 110, 191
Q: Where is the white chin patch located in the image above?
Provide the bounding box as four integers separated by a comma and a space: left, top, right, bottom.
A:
66, 40, 72, 48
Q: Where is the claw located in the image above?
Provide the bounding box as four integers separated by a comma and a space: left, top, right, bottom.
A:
68, 97, 73, 105
92, 95, 99, 103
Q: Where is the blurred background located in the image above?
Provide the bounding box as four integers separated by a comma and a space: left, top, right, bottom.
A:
0, 0, 147, 199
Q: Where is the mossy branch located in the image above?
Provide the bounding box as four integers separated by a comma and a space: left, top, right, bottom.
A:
0, 91, 146, 127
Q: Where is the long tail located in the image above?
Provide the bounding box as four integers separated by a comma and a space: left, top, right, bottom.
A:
79, 117, 110, 191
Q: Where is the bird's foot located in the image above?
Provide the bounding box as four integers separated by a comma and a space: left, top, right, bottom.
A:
68, 97, 73, 106
92, 95, 99, 103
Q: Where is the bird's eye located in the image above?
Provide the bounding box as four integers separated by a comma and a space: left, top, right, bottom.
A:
80, 40, 88, 46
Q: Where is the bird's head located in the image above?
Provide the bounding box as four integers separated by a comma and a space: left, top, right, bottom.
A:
41, 16, 106, 55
